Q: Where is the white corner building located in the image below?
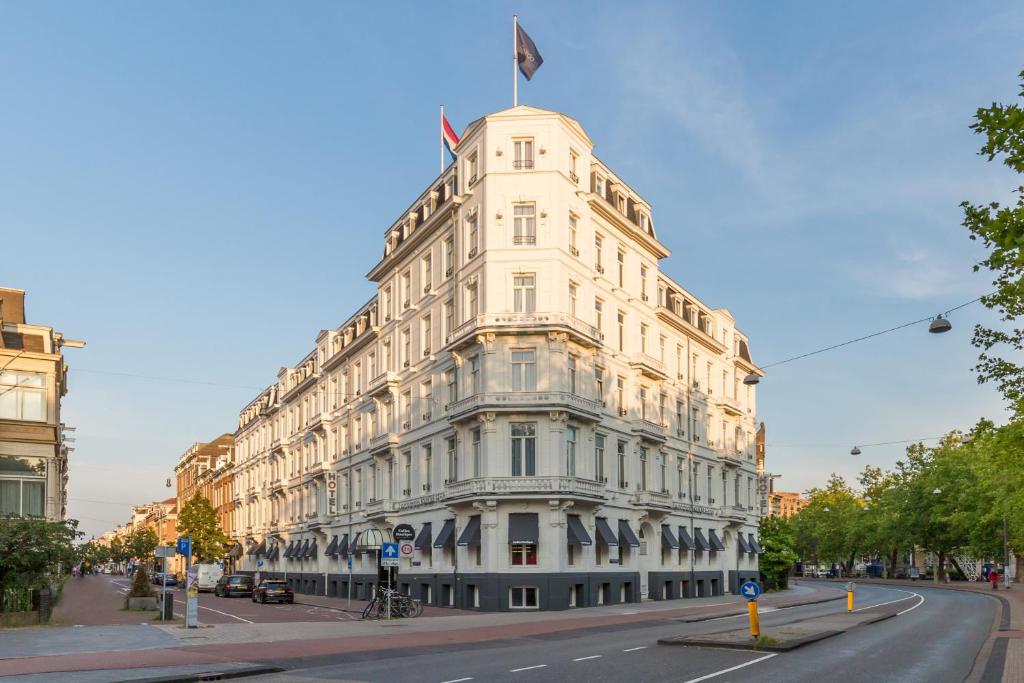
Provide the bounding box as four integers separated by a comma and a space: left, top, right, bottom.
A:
232, 105, 766, 611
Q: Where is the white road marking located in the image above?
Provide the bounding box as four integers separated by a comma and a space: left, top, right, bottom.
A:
623, 646, 647, 652
440, 678, 473, 683
510, 665, 547, 672
573, 655, 602, 661
680, 653, 778, 683
195, 604, 254, 623
852, 595, 915, 612
895, 591, 925, 615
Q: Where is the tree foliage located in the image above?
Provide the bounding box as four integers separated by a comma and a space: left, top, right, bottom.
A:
176, 494, 228, 562
962, 69, 1024, 412
759, 515, 798, 589
0, 516, 82, 590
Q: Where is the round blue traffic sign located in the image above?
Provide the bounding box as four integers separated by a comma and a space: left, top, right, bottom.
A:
740, 580, 761, 600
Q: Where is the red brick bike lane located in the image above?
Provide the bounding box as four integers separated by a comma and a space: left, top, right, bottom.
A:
0, 583, 845, 678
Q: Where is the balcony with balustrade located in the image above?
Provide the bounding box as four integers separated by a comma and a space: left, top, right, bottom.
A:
632, 489, 673, 511
445, 312, 602, 350
716, 393, 744, 417
446, 391, 603, 423
718, 506, 749, 524
630, 353, 668, 381
368, 371, 399, 397
631, 418, 668, 443
443, 476, 606, 503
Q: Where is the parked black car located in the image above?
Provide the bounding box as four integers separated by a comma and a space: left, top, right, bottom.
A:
214, 574, 254, 597
151, 572, 179, 586
252, 580, 294, 604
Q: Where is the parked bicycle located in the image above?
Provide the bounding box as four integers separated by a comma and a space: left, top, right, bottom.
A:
361, 586, 423, 619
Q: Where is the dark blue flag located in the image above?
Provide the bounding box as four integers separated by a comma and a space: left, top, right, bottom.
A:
516, 23, 543, 81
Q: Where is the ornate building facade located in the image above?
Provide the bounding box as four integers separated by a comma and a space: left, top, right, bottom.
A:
231, 106, 765, 611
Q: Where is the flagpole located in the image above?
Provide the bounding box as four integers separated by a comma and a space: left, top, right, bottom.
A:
440, 104, 445, 175
513, 14, 518, 107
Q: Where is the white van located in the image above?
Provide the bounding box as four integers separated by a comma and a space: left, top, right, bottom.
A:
194, 564, 224, 592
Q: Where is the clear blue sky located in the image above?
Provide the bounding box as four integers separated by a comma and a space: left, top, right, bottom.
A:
3, 2, 1021, 539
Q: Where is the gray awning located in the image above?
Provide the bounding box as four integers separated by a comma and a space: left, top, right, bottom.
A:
595, 517, 618, 547
748, 533, 764, 554
349, 532, 362, 554
298, 539, 310, 559
567, 515, 592, 546
306, 539, 318, 560
736, 533, 751, 554
508, 513, 538, 544
708, 529, 726, 552
337, 534, 349, 557
677, 527, 695, 551
618, 520, 640, 548
268, 544, 279, 561
661, 525, 679, 550
693, 528, 711, 552
245, 542, 258, 556
458, 515, 482, 547
325, 536, 338, 557
283, 541, 295, 558
254, 539, 267, 557
433, 519, 456, 550
414, 523, 432, 550
227, 543, 243, 559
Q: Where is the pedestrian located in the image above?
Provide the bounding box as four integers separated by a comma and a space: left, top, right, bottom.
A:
990, 568, 1000, 590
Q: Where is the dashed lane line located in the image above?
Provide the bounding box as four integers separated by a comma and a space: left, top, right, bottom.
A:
573, 655, 602, 661
680, 653, 778, 683
439, 678, 473, 683
623, 646, 647, 652
510, 665, 548, 672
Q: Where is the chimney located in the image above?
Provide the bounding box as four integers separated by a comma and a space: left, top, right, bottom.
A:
0, 288, 27, 324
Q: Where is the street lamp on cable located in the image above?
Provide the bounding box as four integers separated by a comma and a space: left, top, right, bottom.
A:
929, 315, 952, 334
850, 446, 862, 456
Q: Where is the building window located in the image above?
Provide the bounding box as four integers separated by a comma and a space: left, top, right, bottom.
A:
639, 386, 648, 420
470, 355, 481, 395
422, 253, 433, 293
640, 323, 648, 353
595, 234, 604, 272
569, 150, 579, 183
568, 355, 577, 394
568, 281, 578, 316
617, 311, 625, 351
640, 447, 649, 490
510, 585, 538, 608
569, 214, 579, 256
513, 138, 534, 169
465, 283, 479, 319
423, 445, 433, 491
403, 451, 412, 495
658, 452, 667, 492
595, 298, 604, 331
511, 350, 536, 391
595, 366, 605, 400
510, 543, 539, 571
0, 457, 45, 518
446, 368, 458, 404
677, 457, 686, 497
616, 376, 625, 412
422, 315, 432, 355
445, 237, 454, 276
444, 300, 454, 338
421, 380, 433, 419
446, 437, 458, 482
511, 423, 536, 476
467, 213, 479, 257
467, 151, 478, 183
640, 265, 648, 301
565, 425, 578, 476
513, 274, 536, 312
382, 286, 392, 320
617, 250, 625, 287
513, 204, 536, 245
472, 427, 482, 477
595, 434, 606, 482
401, 271, 411, 308
0, 371, 46, 422
402, 329, 411, 367
617, 440, 627, 489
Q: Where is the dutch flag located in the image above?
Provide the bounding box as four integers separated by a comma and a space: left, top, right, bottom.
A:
442, 112, 460, 162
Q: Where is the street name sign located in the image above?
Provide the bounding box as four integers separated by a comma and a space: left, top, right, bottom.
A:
740, 581, 761, 601
380, 542, 400, 567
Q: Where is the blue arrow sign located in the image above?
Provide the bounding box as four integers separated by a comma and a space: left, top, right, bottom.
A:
381, 542, 399, 559
740, 580, 761, 601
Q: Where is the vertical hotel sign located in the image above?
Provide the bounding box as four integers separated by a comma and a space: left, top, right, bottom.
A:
327, 471, 338, 517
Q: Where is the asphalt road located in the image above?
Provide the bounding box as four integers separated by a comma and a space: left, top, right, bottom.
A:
243, 584, 996, 683
104, 576, 357, 625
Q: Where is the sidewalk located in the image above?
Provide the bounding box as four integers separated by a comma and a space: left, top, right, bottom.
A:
819, 578, 1022, 683
0, 581, 845, 680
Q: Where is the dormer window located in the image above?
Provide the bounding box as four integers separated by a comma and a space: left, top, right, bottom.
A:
569, 150, 579, 183
513, 138, 534, 169
467, 151, 479, 184
594, 175, 605, 197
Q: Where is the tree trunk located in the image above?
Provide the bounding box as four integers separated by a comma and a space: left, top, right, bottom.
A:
936, 550, 946, 583
888, 548, 899, 578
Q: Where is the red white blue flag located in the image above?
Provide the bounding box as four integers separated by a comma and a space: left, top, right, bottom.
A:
442, 112, 460, 161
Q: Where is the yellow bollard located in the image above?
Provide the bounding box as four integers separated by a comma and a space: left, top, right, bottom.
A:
846, 581, 854, 612
748, 599, 760, 638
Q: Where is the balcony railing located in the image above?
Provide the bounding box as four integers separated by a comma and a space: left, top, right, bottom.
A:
444, 476, 605, 501
632, 489, 673, 510
513, 234, 537, 245
368, 371, 399, 396
513, 159, 535, 169
716, 394, 744, 416
446, 312, 602, 348
369, 432, 399, 454
718, 507, 748, 523
630, 353, 668, 380
632, 418, 668, 443
446, 391, 603, 421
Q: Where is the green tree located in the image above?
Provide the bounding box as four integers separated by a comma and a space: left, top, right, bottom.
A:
126, 528, 159, 562
0, 516, 82, 590
108, 537, 130, 572
792, 474, 865, 574
961, 69, 1024, 413
176, 494, 228, 562
759, 515, 798, 590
